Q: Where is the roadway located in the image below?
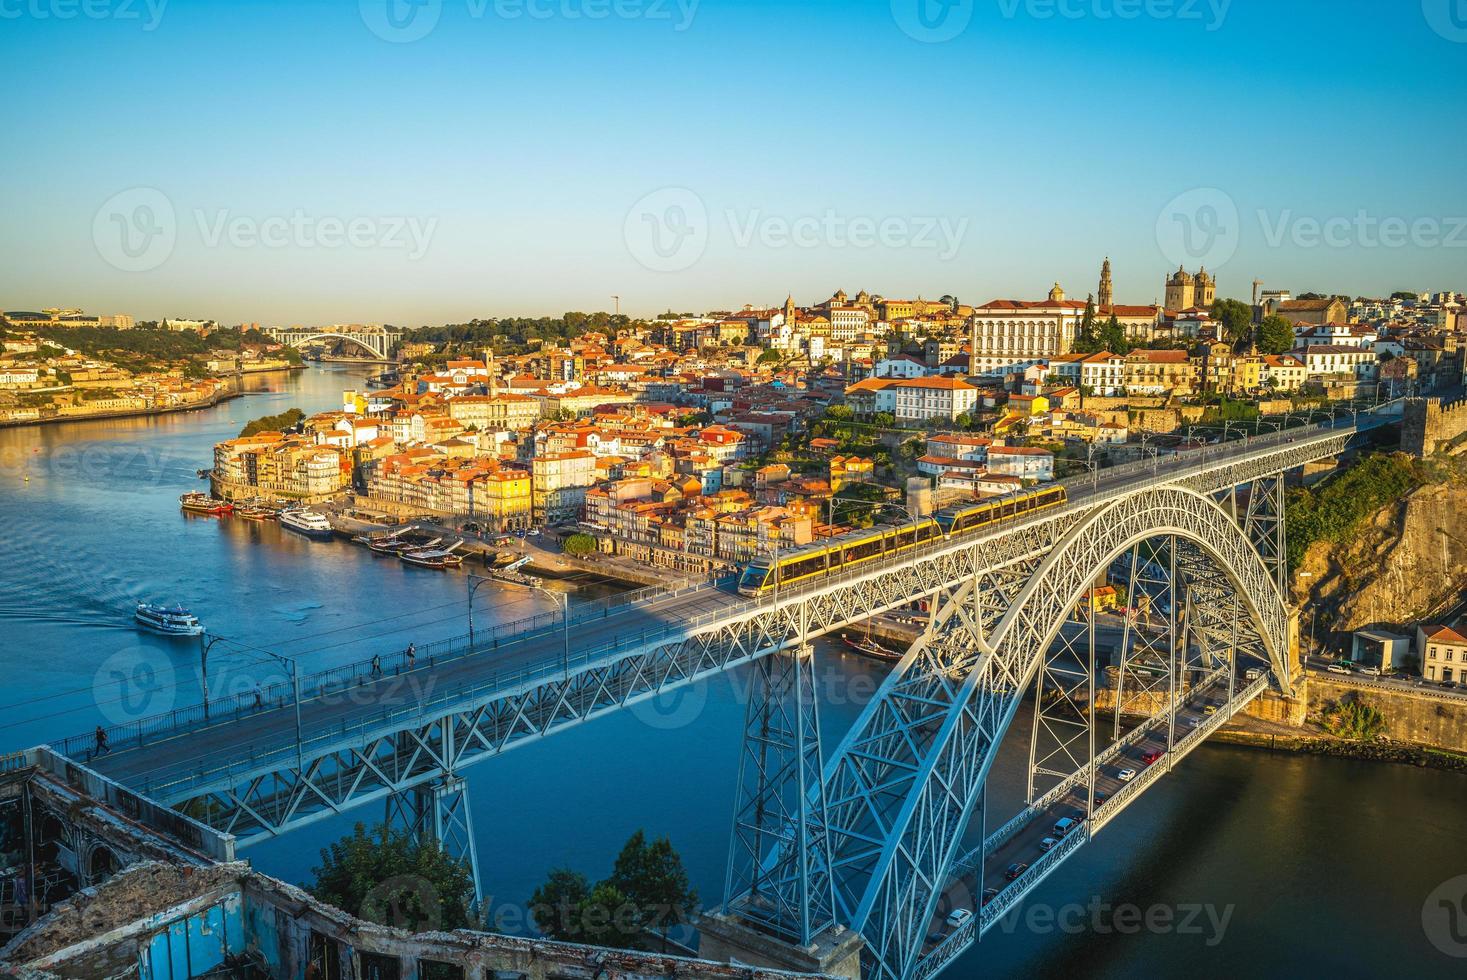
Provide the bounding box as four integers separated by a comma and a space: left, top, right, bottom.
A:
73, 412, 1378, 799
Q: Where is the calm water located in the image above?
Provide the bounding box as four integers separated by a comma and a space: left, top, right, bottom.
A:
1, 367, 1463, 977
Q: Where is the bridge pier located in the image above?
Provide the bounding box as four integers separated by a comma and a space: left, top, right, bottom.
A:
385, 775, 483, 906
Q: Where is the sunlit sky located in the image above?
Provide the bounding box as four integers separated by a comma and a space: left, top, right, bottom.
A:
4, 0, 1466, 325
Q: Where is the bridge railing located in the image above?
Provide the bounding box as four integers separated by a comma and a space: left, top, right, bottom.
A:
59, 576, 735, 761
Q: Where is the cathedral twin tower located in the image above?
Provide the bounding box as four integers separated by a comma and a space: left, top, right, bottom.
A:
1096, 257, 1215, 313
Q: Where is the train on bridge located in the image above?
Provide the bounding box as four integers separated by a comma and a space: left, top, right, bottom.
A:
738, 485, 1068, 597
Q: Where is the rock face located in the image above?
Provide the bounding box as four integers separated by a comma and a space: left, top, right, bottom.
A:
1293, 474, 1467, 643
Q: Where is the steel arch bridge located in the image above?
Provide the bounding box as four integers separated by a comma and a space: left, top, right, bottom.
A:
62, 418, 1393, 980
264, 325, 400, 360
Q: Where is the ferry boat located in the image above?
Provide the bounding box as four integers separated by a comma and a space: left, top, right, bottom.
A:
180, 492, 232, 516
400, 541, 464, 569
279, 509, 335, 540
135, 602, 204, 637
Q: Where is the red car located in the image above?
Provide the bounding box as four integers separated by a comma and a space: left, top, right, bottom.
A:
1141, 749, 1164, 766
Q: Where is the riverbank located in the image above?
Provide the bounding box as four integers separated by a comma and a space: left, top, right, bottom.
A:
0, 386, 244, 429
1212, 726, 1467, 774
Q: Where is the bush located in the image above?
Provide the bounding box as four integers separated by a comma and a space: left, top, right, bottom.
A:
1286, 453, 1424, 570
1319, 698, 1386, 741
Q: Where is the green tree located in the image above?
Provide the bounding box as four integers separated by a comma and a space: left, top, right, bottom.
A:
1255, 314, 1296, 355
308, 823, 476, 932
529, 868, 593, 943
562, 533, 597, 557
1210, 298, 1254, 350
577, 882, 642, 949
239, 407, 304, 437
757, 349, 783, 365
606, 830, 699, 950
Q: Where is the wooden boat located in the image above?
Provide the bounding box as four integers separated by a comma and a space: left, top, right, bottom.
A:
400, 541, 464, 569
841, 631, 903, 663
180, 492, 232, 516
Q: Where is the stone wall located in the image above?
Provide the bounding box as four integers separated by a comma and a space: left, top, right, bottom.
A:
1403, 395, 1467, 456
1307, 676, 1467, 750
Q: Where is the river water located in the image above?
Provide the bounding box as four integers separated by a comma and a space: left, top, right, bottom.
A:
1, 365, 1463, 977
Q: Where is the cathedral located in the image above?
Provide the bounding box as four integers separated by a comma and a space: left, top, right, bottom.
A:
1164, 265, 1216, 312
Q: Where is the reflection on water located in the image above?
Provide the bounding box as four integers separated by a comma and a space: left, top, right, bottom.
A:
2, 366, 1464, 977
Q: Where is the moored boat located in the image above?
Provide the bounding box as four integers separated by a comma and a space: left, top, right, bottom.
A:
400, 541, 464, 569
180, 492, 232, 516
279, 509, 335, 539
135, 601, 204, 637
370, 534, 437, 555
235, 502, 276, 521
841, 632, 903, 663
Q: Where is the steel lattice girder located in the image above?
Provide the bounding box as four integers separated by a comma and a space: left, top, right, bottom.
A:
812, 486, 1291, 980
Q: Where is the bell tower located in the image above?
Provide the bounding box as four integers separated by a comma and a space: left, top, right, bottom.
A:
1098, 257, 1114, 309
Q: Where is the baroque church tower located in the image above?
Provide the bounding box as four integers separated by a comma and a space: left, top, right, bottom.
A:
1098, 257, 1114, 308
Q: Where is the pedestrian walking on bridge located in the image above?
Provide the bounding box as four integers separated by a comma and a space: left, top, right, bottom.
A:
371, 653, 382, 677
94, 726, 110, 756
406, 642, 416, 670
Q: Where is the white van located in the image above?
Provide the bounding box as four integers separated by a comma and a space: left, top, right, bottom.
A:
1052, 816, 1077, 837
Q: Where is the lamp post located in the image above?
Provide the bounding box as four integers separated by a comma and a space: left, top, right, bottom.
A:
467, 573, 496, 651
528, 583, 571, 678
247, 643, 305, 773
197, 632, 228, 723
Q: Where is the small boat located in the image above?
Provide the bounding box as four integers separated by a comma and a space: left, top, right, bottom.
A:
279, 509, 335, 539
841, 632, 903, 663
180, 492, 232, 516
371, 534, 438, 555
356, 528, 404, 548
236, 503, 275, 521
135, 602, 204, 637
401, 541, 464, 569
490, 551, 522, 569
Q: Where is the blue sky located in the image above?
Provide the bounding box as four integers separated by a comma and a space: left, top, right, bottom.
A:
3, 0, 1465, 325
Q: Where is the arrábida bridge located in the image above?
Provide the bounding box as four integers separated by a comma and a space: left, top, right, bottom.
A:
59, 409, 1394, 980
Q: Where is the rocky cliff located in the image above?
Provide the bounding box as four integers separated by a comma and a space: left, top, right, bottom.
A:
1292, 457, 1467, 643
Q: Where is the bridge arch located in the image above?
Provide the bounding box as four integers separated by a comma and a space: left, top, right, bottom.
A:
823, 485, 1293, 980
277, 332, 391, 360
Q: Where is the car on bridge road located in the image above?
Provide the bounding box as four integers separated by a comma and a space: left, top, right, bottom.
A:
945, 908, 973, 929
1142, 749, 1164, 765
1005, 862, 1029, 880
982, 887, 1000, 906
1040, 836, 1060, 852
1117, 767, 1137, 781
1053, 816, 1077, 836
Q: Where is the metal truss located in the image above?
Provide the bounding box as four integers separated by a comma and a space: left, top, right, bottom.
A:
724, 639, 837, 947
802, 486, 1292, 980
1243, 474, 1288, 598
1112, 540, 1179, 742
385, 771, 482, 905
1028, 602, 1096, 804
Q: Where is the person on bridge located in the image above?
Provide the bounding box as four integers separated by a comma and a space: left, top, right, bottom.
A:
251, 682, 263, 708
406, 642, 416, 669
371, 653, 382, 677
93, 726, 110, 755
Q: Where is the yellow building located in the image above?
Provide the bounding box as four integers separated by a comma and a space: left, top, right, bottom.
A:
478, 469, 532, 531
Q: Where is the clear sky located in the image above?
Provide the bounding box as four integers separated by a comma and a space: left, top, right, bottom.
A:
3, 0, 1465, 325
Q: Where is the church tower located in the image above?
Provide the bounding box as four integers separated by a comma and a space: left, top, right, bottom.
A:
783, 294, 796, 321
1048, 282, 1066, 303
1194, 268, 1216, 308
1165, 266, 1195, 311
1098, 257, 1114, 309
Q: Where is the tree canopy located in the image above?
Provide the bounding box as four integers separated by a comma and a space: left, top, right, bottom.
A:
1255, 314, 1296, 355
562, 533, 597, 557
1210, 298, 1254, 350
239, 408, 304, 437
308, 823, 476, 932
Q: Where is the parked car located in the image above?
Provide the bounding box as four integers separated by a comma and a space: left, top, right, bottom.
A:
1039, 836, 1060, 852
1005, 863, 1029, 881
1356, 665, 1382, 677
1117, 768, 1137, 782
1326, 662, 1352, 675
